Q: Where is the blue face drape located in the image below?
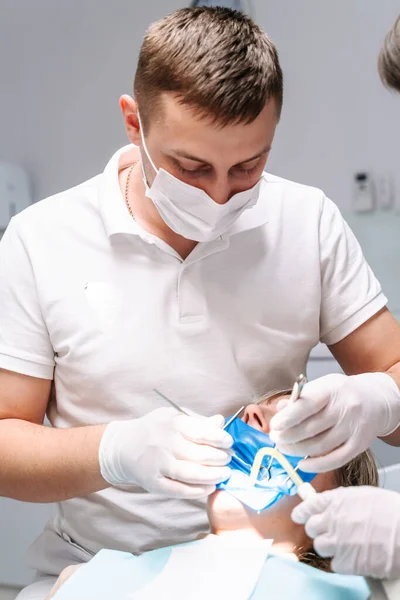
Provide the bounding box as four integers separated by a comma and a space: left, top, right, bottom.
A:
217, 416, 317, 511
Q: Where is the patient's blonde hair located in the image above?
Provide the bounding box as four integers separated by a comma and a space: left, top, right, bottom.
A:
259, 389, 379, 572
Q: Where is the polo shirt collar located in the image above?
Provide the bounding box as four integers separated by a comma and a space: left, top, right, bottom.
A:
98, 145, 270, 240
98, 144, 142, 238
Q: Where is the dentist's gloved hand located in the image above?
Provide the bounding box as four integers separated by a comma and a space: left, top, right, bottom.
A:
292, 486, 400, 579
269, 372, 400, 472
98, 408, 233, 499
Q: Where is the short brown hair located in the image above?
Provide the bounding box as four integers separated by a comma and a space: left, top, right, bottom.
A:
134, 7, 283, 132
378, 16, 400, 92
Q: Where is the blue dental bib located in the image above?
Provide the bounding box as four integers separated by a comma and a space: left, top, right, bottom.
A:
217, 416, 317, 511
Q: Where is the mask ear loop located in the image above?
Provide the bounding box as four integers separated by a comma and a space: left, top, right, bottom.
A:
249, 446, 317, 501
137, 112, 159, 178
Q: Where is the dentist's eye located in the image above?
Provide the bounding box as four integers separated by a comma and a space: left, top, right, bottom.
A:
174, 160, 210, 178
234, 164, 259, 176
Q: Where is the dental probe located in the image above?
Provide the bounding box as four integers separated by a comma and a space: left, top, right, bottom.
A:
282, 374, 310, 483
264, 374, 307, 479
153, 388, 240, 459
223, 405, 245, 430
153, 388, 193, 417
153, 389, 244, 430
290, 374, 307, 404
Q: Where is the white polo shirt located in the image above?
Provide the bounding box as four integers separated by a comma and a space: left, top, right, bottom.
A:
0, 145, 386, 573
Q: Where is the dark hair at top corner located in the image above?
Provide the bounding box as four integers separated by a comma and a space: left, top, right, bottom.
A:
379, 15, 400, 92
134, 6, 283, 132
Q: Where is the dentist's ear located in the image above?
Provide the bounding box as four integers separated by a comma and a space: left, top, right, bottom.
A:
119, 95, 141, 145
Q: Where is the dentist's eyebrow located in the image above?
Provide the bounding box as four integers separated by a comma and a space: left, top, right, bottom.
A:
170, 145, 271, 167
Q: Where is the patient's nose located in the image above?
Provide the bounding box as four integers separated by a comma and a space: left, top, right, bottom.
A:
243, 404, 270, 433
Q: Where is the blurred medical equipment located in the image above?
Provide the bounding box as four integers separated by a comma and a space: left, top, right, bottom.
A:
0, 162, 31, 236
353, 172, 375, 213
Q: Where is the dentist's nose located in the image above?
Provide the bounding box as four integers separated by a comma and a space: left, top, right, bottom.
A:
202, 178, 232, 205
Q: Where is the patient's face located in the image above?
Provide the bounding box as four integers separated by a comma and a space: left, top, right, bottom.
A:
207, 395, 336, 554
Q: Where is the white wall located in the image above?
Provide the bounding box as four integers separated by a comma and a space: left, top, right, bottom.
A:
2, 1, 400, 209
0, 0, 186, 202
255, 0, 400, 211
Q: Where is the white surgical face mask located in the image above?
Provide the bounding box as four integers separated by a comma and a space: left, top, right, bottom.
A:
138, 115, 262, 242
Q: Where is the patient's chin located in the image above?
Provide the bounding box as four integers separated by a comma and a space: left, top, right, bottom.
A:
207, 490, 243, 532
207, 489, 307, 550
207, 489, 297, 533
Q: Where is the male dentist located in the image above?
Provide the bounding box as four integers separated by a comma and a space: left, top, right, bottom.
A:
1, 7, 400, 599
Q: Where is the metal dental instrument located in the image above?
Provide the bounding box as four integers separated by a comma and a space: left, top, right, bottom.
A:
153, 389, 244, 430
223, 405, 245, 430
290, 374, 307, 403
290, 374, 308, 468
263, 374, 308, 481
153, 388, 240, 459
153, 388, 193, 418
283, 374, 310, 484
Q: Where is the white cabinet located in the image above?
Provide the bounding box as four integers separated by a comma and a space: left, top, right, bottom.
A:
0, 499, 54, 587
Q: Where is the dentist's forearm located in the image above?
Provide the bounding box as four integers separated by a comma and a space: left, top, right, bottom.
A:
387, 361, 400, 388
380, 361, 400, 446
0, 419, 109, 502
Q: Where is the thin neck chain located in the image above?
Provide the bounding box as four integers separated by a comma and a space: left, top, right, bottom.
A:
124, 164, 136, 220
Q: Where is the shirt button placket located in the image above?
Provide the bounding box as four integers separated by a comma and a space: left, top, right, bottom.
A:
177, 262, 207, 324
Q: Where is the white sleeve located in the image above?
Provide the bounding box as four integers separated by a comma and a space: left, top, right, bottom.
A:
0, 218, 55, 379
319, 196, 387, 346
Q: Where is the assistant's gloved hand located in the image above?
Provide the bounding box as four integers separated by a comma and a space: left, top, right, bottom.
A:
269, 372, 400, 472
98, 407, 233, 499
292, 486, 400, 579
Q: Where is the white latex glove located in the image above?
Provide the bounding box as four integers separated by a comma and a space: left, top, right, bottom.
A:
269, 372, 400, 472
292, 486, 400, 579
99, 407, 233, 499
